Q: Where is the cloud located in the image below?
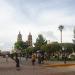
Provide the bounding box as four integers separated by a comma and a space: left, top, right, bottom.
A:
0, 0, 75, 51
40, 31, 57, 41
37, 10, 75, 26
6, 0, 75, 26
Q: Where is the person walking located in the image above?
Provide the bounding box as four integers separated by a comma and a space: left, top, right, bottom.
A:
31, 53, 36, 65
15, 57, 20, 70
37, 52, 41, 64
6, 54, 8, 62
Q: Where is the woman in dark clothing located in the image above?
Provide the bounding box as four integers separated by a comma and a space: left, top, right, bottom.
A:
15, 57, 20, 70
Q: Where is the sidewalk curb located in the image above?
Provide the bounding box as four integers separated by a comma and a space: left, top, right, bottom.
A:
43, 64, 75, 67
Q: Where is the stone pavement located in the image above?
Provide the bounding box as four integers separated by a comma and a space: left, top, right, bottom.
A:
0, 57, 75, 75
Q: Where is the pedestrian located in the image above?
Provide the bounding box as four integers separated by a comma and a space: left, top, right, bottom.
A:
44, 52, 48, 63
6, 54, 8, 62
31, 53, 36, 65
37, 52, 41, 64
41, 54, 44, 64
15, 57, 20, 70
25, 54, 28, 61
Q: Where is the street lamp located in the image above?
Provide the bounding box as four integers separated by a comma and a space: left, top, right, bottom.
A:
58, 25, 64, 43
62, 46, 66, 64
58, 25, 64, 62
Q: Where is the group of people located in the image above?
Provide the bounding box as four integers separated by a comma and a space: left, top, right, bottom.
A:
15, 52, 48, 70
31, 52, 48, 65
4, 52, 48, 70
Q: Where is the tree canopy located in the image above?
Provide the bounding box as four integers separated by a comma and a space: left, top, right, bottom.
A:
14, 41, 29, 52
34, 34, 47, 50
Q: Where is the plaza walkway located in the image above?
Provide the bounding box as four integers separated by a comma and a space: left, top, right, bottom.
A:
0, 57, 75, 75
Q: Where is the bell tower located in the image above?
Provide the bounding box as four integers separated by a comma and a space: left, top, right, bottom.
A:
28, 33, 32, 46
17, 32, 22, 42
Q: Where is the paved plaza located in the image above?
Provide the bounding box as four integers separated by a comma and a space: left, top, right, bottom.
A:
0, 57, 75, 75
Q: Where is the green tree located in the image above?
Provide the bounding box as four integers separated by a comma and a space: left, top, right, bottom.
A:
26, 46, 35, 55
73, 44, 75, 52
62, 43, 74, 54
34, 34, 47, 50
41, 44, 51, 53
50, 42, 60, 55
14, 41, 29, 53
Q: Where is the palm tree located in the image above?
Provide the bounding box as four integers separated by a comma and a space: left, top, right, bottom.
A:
58, 25, 64, 44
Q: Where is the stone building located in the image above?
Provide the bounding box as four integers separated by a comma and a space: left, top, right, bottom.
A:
17, 32, 32, 46
27, 33, 32, 46
17, 32, 22, 42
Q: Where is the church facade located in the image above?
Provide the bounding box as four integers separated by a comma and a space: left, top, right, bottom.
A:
17, 32, 32, 47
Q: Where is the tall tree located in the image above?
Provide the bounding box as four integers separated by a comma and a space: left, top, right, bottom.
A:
34, 34, 47, 50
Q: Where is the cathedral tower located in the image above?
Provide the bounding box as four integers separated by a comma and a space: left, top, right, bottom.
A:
17, 32, 22, 42
28, 33, 32, 46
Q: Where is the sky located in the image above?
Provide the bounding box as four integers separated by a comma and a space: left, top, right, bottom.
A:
0, 0, 75, 51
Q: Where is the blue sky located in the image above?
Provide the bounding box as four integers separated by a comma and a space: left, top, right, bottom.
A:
0, 0, 75, 51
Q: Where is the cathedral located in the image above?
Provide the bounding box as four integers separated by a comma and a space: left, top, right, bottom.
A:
17, 32, 32, 46
17, 32, 22, 42
27, 33, 32, 46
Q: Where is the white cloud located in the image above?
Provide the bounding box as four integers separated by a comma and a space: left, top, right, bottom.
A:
0, 0, 75, 51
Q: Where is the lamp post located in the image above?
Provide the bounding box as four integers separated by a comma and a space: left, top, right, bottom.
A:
58, 25, 64, 62
62, 46, 66, 64
58, 25, 64, 44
